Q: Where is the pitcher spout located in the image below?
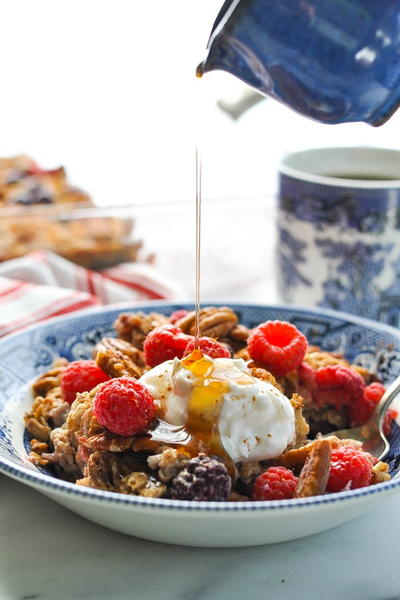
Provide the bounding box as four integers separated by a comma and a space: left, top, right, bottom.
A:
197, 0, 400, 126
197, 34, 273, 96
196, 0, 273, 93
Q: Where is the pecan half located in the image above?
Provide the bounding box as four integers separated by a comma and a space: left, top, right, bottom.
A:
94, 337, 144, 378
114, 312, 169, 349
31, 358, 68, 396
25, 416, 51, 441
175, 306, 238, 339
294, 438, 332, 498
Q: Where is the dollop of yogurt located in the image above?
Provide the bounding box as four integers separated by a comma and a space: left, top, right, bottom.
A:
139, 355, 295, 463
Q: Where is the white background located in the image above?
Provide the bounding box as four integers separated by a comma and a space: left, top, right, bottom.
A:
1, 0, 400, 207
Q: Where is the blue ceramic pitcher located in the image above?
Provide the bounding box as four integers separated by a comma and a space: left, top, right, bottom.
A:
197, 0, 400, 125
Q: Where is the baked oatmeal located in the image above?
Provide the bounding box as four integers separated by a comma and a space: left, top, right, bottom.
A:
25, 307, 395, 501
0, 155, 141, 269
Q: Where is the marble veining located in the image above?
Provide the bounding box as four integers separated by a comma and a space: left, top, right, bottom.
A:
1, 474, 400, 600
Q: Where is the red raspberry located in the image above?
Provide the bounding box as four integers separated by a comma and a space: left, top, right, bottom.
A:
347, 378, 395, 436
298, 361, 317, 390
143, 325, 192, 368
296, 361, 317, 403
314, 365, 365, 410
93, 377, 155, 436
252, 466, 298, 501
326, 446, 373, 492
184, 336, 231, 359
364, 381, 386, 403
347, 382, 385, 427
61, 360, 110, 404
169, 309, 190, 324
247, 320, 307, 376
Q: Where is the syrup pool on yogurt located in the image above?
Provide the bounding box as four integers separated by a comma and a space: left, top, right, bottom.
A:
137, 350, 296, 468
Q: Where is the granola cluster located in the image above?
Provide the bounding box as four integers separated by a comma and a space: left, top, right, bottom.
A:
25, 306, 393, 501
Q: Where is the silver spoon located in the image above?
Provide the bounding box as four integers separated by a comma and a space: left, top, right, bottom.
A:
325, 374, 400, 461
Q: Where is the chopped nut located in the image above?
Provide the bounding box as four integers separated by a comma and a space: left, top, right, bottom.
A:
290, 393, 310, 448
294, 438, 332, 498
45, 427, 80, 477
28, 451, 49, 467
48, 401, 70, 427
120, 471, 148, 491
77, 451, 119, 490
148, 447, 189, 483
25, 360, 70, 444
30, 439, 49, 454
120, 472, 167, 497
371, 461, 391, 484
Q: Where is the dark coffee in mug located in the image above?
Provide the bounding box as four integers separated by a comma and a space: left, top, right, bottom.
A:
327, 174, 398, 181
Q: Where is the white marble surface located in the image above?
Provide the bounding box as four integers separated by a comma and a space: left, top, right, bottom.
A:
0, 473, 399, 600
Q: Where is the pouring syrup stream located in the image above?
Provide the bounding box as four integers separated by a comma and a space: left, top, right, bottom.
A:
194, 146, 202, 348
134, 146, 238, 475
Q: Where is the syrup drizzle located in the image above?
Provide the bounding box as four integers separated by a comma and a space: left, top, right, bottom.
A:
194, 146, 202, 347
133, 147, 246, 477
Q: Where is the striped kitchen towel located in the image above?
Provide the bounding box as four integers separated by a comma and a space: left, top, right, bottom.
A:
0, 250, 185, 337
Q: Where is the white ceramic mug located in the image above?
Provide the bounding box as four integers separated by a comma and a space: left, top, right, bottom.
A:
277, 147, 400, 326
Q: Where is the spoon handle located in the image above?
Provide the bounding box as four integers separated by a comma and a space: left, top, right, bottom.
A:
373, 374, 400, 431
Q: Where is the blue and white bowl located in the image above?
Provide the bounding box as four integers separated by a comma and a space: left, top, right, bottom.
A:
1, 302, 400, 548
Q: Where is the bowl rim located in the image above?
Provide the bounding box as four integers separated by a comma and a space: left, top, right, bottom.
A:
1, 300, 400, 513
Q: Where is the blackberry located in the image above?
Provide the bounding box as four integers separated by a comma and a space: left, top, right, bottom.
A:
170, 453, 231, 501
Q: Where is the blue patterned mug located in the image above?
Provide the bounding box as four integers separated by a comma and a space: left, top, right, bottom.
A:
198, 0, 400, 125
277, 147, 400, 326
